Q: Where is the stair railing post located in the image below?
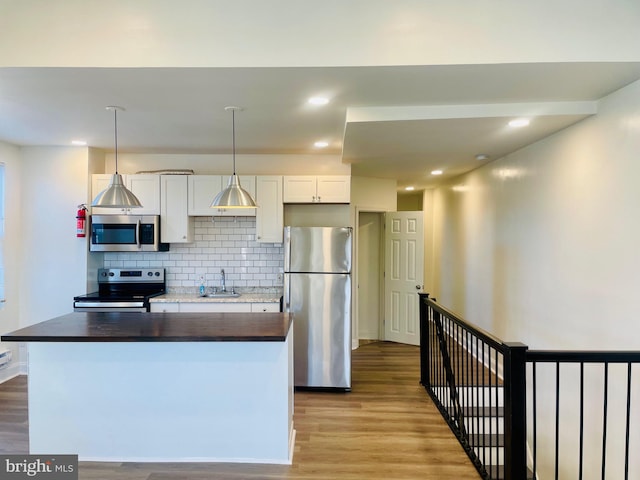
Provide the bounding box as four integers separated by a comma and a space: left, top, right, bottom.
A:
503, 342, 528, 480
419, 293, 430, 388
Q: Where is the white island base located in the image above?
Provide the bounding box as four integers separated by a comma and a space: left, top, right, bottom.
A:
27, 331, 294, 464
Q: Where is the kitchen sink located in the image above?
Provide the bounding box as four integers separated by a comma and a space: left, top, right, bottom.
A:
201, 291, 241, 298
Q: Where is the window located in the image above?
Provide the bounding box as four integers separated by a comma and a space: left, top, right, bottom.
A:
0, 163, 4, 304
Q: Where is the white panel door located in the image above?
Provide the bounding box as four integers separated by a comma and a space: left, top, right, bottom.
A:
384, 211, 424, 345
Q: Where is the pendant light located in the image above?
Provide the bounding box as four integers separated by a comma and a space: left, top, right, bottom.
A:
210, 106, 257, 209
91, 106, 143, 209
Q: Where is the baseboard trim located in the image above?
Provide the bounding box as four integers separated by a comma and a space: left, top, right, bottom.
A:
0, 363, 21, 384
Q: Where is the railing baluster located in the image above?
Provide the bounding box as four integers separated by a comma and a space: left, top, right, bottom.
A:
496, 347, 500, 479
482, 340, 487, 468
625, 362, 631, 480
465, 330, 469, 440
555, 362, 560, 480
532, 362, 537, 480
601, 363, 609, 480
484, 347, 494, 472
579, 362, 584, 480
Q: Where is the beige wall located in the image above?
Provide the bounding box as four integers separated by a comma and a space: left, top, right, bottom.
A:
397, 192, 423, 211
350, 176, 397, 212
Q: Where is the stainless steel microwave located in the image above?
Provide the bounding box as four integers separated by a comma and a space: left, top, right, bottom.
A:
89, 215, 169, 252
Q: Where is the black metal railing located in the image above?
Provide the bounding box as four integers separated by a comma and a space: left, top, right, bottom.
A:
419, 293, 640, 480
526, 351, 640, 480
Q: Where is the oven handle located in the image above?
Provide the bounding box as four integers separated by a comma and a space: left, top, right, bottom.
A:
137, 219, 142, 249
74, 307, 148, 313
74, 302, 146, 308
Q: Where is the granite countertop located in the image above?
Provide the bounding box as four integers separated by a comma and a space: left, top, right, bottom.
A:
151, 291, 282, 304
1, 311, 292, 343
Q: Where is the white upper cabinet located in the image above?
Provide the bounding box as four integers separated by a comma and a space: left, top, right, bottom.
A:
188, 175, 222, 216
188, 175, 256, 216
316, 176, 351, 203
161, 175, 193, 243
255, 175, 283, 243
283, 175, 350, 203
91, 174, 161, 215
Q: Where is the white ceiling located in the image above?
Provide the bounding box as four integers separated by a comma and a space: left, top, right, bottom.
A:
1, 62, 639, 190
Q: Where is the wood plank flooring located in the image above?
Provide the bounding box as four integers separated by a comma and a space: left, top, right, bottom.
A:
0, 342, 480, 480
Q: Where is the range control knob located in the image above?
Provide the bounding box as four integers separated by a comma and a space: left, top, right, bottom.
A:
155, 272, 160, 276
148, 272, 153, 276
108, 272, 115, 277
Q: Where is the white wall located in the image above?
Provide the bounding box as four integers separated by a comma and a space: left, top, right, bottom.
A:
19, 147, 92, 327
0, 140, 22, 380
1, 1, 639, 67
430, 78, 640, 479
431, 78, 640, 349
108, 153, 349, 176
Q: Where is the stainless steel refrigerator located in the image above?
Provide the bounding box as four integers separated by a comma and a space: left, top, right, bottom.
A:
283, 226, 352, 390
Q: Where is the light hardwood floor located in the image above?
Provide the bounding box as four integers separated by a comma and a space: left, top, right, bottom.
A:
0, 342, 480, 479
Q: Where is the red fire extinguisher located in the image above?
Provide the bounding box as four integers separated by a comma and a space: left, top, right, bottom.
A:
76, 204, 87, 237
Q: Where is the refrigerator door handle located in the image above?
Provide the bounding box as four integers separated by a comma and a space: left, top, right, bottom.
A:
283, 273, 290, 312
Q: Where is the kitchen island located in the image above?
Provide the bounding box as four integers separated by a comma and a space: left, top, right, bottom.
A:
1, 312, 294, 464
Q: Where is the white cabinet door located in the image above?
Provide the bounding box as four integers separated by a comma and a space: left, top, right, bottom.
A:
127, 175, 161, 215
150, 303, 180, 313
179, 303, 252, 313
91, 174, 161, 215
188, 175, 223, 216
316, 175, 350, 203
256, 176, 283, 243
90, 174, 117, 214
250, 303, 280, 312
283, 175, 350, 203
188, 175, 256, 216
283, 176, 317, 203
216, 175, 257, 217
161, 175, 194, 243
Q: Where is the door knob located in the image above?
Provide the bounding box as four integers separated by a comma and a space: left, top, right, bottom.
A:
416, 285, 422, 290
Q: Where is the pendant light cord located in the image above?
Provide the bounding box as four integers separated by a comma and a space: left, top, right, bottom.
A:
231, 108, 236, 175
114, 108, 119, 174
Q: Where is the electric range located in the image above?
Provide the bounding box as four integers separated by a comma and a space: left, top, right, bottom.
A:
73, 268, 166, 312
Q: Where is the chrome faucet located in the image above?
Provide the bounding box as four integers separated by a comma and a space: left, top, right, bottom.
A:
220, 268, 226, 292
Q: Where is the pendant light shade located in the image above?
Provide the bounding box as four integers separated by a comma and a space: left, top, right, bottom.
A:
91, 106, 143, 209
210, 106, 257, 209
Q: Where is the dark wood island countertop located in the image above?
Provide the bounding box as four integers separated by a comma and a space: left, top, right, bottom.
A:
1, 311, 293, 342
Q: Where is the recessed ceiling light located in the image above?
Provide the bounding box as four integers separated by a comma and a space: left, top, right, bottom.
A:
508, 118, 530, 128
313, 140, 329, 148
475, 154, 489, 161
308, 96, 329, 106
71, 140, 87, 146
404, 186, 415, 191
431, 170, 443, 176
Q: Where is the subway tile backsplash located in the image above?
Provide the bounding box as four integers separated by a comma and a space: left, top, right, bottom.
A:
103, 217, 284, 291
